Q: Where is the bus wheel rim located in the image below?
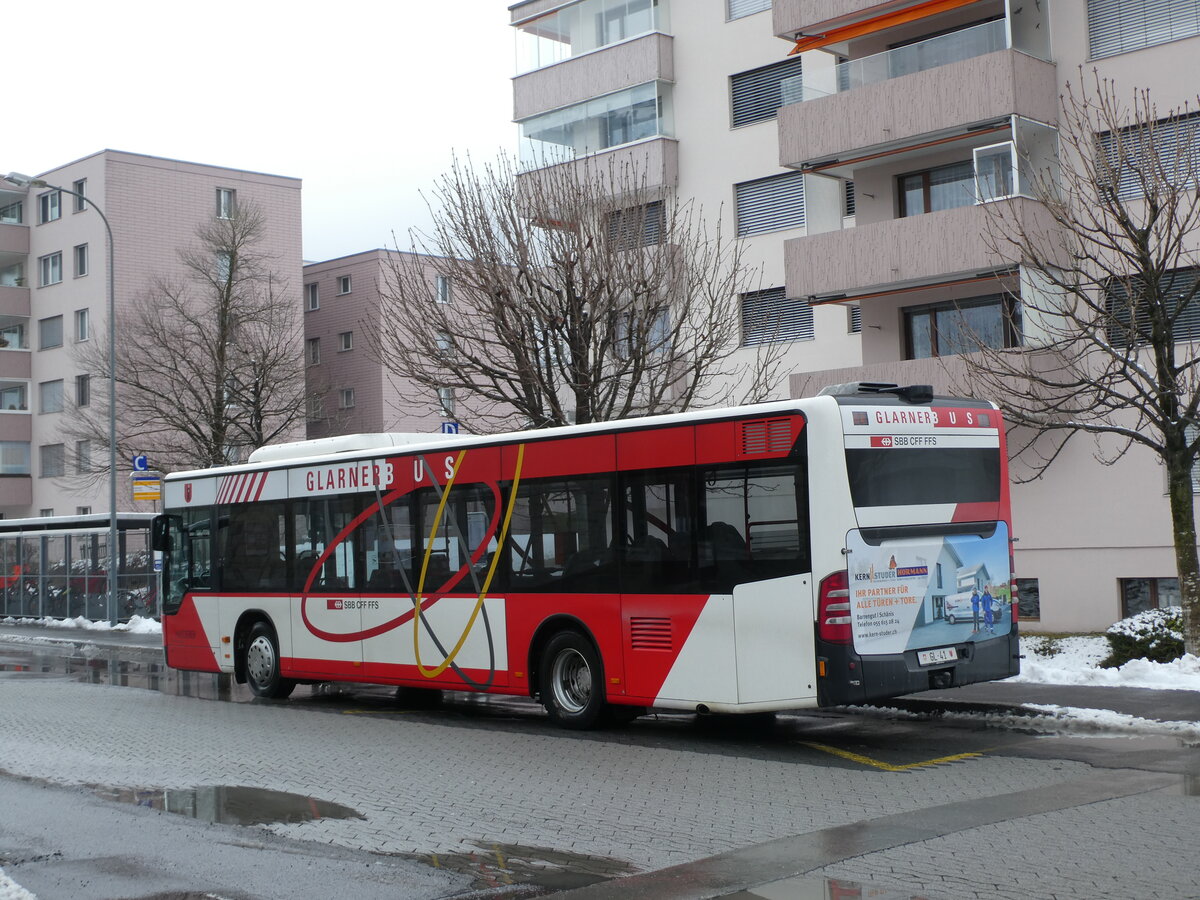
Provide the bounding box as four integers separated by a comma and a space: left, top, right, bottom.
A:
551, 648, 590, 714
247, 635, 275, 685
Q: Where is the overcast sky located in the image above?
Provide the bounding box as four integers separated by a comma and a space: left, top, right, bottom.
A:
6, 0, 517, 263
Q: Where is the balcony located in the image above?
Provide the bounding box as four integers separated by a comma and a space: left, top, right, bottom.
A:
773, 0, 886, 39
0, 285, 30, 319
778, 37, 1056, 169
783, 196, 1057, 299
0, 474, 32, 508
516, 136, 679, 203
513, 32, 673, 121
0, 221, 29, 255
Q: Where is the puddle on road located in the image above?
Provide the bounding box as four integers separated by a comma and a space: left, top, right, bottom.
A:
418, 841, 633, 893
94, 784, 364, 825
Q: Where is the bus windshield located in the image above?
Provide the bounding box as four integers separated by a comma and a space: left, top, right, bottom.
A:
844, 447, 1000, 508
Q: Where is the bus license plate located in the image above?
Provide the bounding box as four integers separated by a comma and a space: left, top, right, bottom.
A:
918, 647, 958, 666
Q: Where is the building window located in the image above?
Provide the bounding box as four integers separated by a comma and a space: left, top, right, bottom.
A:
339, 388, 355, 409
905, 295, 1021, 359
39, 509, 54, 517
75, 440, 92, 475
337, 275, 352, 295
728, 0, 772, 20
75, 308, 90, 342
307, 338, 321, 366
40, 380, 64, 414
216, 188, 237, 219
72, 179, 87, 212
0, 442, 31, 475
75, 374, 90, 407
307, 396, 324, 421
438, 386, 456, 418
0, 201, 23, 224
306, 283, 319, 311
39, 252, 63, 287
38, 191, 61, 224
1096, 111, 1200, 201
735, 171, 806, 236
741, 287, 815, 345
76, 506, 91, 516
731, 56, 804, 128
0, 383, 26, 410
518, 81, 672, 168
515, 0, 661, 73
1015, 577, 1041, 619
1106, 266, 1200, 345
39, 316, 63, 350
899, 160, 976, 216
216, 251, 232, 282
74, 243, 89, 277
607, 201, 664, 249
1120, 577, 1180, 618
40, 443, 65, 478
848, 305, 862, 334
1088, 0, 1200, 58
338, 331, 353, 351
435, 274, 452, 304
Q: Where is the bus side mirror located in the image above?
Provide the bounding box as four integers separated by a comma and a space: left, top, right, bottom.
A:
152, 515, 172, 552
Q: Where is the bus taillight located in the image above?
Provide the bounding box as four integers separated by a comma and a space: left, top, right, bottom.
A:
818, 571, 852, 644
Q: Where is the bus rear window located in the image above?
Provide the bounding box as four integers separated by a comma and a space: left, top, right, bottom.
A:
845, 447, 1000, 507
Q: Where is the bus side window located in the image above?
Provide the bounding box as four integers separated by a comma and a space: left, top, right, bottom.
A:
219, 502, 288, 592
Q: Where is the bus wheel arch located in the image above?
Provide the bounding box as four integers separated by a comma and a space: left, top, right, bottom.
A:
236, 614, 295, 700
529, 617, 607, 729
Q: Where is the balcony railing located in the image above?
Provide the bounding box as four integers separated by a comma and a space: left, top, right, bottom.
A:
782, 19, 1007, 104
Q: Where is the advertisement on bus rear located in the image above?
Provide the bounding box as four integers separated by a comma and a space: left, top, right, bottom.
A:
845, 524, 1011, 656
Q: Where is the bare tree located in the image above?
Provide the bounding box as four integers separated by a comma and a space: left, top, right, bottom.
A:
956, 71, 1200, 651
68, 202, 308, 475
369, 154, 784, 431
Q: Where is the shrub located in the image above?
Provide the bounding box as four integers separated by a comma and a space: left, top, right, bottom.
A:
1101, 606, 1185, 668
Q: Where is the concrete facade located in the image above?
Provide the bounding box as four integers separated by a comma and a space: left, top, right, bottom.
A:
302, 249, 453, 438
0, 151, 303, 520
508, 0, 1200, 632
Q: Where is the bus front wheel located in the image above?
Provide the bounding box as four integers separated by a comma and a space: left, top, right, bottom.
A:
244, 621, 296, 700
540, 631, 604, 730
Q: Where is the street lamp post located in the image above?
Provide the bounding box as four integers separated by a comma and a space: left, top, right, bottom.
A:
7, 171, 120, 625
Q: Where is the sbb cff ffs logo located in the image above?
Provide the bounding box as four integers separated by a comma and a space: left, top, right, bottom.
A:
871, 436, 894, 448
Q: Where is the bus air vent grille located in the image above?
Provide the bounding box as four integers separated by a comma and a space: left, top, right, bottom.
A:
742, 418, 792, 454
630, 617, 672, 651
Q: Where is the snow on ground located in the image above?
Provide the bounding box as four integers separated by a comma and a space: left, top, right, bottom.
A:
1012, 634, 1200, 692
0, 870, 36, 900
0, 614, 161, 635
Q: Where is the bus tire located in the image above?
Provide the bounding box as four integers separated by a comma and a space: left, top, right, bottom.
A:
540, 631, 605, 730
244, 621, 296, 699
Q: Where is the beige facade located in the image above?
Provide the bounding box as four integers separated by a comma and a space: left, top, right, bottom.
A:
302, 250, 453, 438
509, 0, 1200, 631
0, 151, 303, 520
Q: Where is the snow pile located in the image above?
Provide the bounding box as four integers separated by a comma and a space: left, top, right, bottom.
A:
0, 869, 36, 900
1012, 634, 1200, 691
1, 614, 161, 635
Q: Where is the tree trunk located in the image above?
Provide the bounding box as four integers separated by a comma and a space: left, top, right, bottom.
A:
1165, 457, 1200, 655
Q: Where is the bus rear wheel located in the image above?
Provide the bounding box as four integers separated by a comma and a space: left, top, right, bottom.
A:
244, 621, 296, 699
540, 631, 605, 730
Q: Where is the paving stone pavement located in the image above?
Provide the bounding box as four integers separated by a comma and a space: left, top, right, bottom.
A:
2, 678, 1097, 875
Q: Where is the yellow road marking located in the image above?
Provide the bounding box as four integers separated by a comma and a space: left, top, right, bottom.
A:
799, 741, 983, 771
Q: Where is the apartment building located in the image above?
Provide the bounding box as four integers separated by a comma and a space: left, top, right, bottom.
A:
0, 151, 303, 520
303, 249, 457, 438
508, 0, 1200, 631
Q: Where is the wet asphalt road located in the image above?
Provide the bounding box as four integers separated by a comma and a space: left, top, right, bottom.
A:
1, 622, 1198, 899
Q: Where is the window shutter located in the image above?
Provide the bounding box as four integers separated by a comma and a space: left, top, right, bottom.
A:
1088, 0, 1200, 58
731, 57, 803, 128
728, 0, 772, 19
735, 171, 806, 236
741, 286, 815, 345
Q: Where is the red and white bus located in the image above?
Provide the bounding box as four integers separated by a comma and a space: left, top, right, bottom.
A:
154, 383, 1019, 728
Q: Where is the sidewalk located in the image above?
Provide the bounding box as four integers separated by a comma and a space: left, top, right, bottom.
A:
893, 679, 1200, 725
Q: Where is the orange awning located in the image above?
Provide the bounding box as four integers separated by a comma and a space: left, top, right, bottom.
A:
789, 0, 983, 55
